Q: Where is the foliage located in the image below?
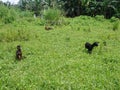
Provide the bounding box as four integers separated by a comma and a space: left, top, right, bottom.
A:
18, 0, 48, 16
0, 5, 8, 18
19, 10, 33, 18
43, 8, 62, 25
60, 0, 120, 18
0, 5, 17, 24
0, 1, 120, 89
1, 0, 120, 19
112, 21, 119, 31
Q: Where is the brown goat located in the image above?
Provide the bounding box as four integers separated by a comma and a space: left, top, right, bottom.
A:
45, 26, 53, 30
16, 45, 22, 60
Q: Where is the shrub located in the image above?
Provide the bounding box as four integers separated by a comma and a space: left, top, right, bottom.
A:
0, 5, 17, 24
112, 21, 119, 31
43, 8, 61, 25
19, 10, 33, 18
95, 15, 105, 21
110, 17, 119, 22
0, 5, 8, 18
4, 15, 15, 24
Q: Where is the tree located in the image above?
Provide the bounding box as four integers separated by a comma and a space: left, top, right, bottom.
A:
59, 0, 120, 18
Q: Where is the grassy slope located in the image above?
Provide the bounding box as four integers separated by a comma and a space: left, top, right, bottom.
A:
0, 16, 120, 90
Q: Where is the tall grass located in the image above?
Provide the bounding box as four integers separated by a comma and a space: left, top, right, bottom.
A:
0, 27, 31, 42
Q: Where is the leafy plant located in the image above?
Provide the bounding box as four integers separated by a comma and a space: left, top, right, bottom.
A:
0, 5, 17, 24
43, 8, 61, 25
19, 10, 33, 18
112, 21, 119, 31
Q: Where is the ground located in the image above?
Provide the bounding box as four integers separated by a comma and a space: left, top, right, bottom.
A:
0, 16, 120, 89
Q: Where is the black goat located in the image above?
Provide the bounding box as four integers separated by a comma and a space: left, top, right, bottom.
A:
85, 42, 99, 54
16, 45, 22, 60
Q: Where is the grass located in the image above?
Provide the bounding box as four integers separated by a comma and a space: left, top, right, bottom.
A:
0, 16, 120, 90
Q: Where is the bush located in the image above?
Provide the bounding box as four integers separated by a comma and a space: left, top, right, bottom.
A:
0, 5, 17, 24
95, 15, 105, 21
0, 5, 8, 18
112, 21, 119, 31
43, 8, 61, 25
115, 13, 120, 18
19, 10, 33, 18
110, 17, 119, 22
4, 15, 15, 24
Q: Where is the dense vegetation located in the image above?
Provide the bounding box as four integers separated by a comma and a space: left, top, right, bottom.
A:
0, 1, 120, 90
18, 0, 120, 18
1, 0, 120, 18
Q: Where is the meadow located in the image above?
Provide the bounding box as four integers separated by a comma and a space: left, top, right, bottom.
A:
0, 16, 120, 90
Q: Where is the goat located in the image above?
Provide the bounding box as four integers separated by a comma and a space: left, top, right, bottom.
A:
85, 42, 99, 54
16, 45, 22, 60
45, 26, 53, 30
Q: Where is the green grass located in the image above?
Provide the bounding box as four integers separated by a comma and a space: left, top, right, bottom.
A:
0, 16, 120, 90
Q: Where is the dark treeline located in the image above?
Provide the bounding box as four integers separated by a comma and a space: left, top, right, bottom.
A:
61, 0, 120, 19
0, 0, 120, 19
